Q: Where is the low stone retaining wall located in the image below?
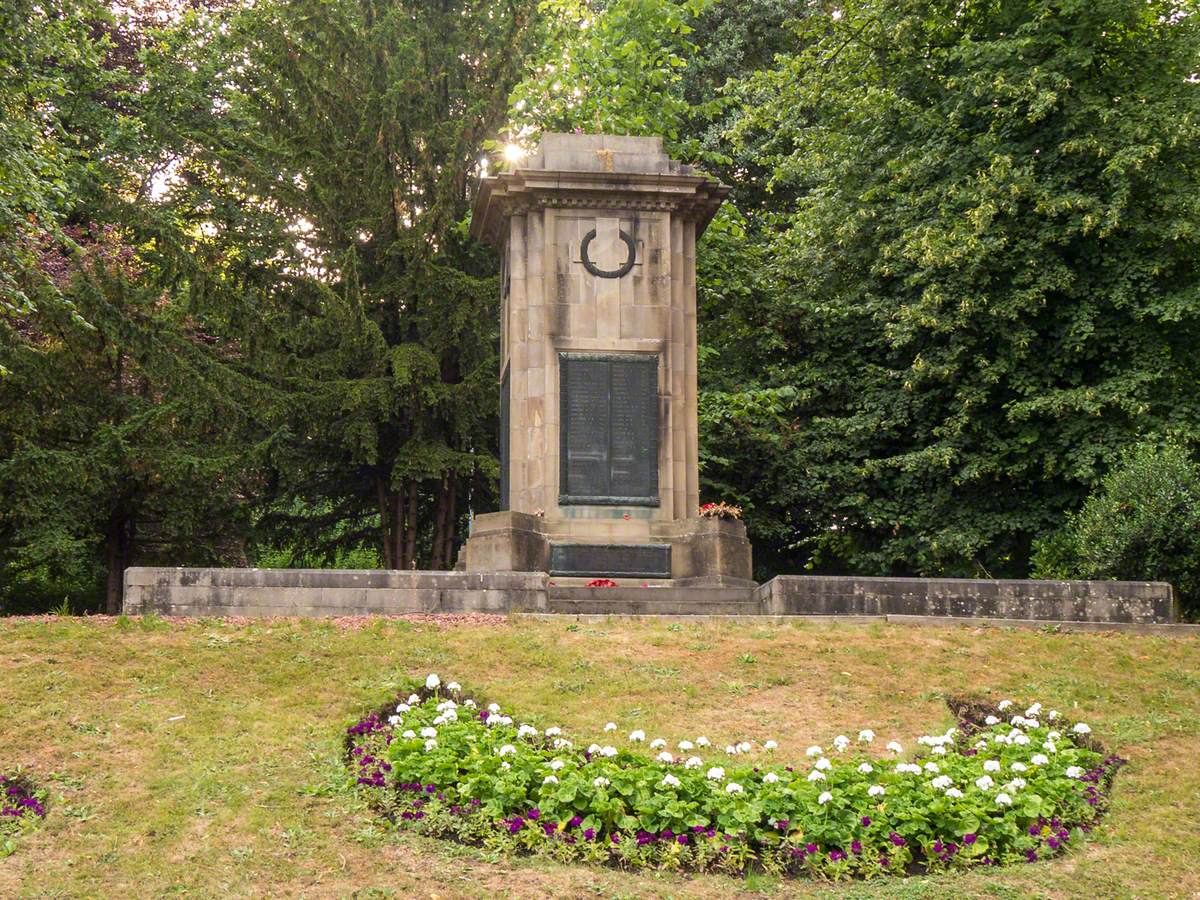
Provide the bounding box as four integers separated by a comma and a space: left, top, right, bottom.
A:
125, 568, 1177, 624
123, 568, 548, 617
755, 576, 1176, 624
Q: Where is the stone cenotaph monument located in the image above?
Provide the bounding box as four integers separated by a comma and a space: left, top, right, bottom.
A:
461, 134, 752, 583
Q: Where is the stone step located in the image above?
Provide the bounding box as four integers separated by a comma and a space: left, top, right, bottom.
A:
546, 586, 757, 616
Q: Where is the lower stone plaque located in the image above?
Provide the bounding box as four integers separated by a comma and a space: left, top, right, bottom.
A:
549, 543, 671, 579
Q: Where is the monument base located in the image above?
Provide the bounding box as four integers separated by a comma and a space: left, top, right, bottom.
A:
459, 511, 753, 582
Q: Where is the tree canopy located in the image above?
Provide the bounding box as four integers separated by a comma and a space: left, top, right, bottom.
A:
3, 0, 1200, 613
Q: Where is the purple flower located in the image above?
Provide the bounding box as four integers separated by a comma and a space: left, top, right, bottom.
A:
527, 808, 540, 820
610, 833, 620, 844
1026, 849, 1038, 863
583, 828, 596, 841
963, 833, 977, 845
861, 816, 871, 827
805, 842, 818, 854
889, 831, 906, 847
568, 815, 583, 828
851, 840, 862, 855
677, 834, 689, 845
829, 849, 847, 861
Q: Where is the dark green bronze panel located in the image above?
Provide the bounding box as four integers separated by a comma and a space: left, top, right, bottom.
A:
549, 543, 672, 578
559, 353, 659, 506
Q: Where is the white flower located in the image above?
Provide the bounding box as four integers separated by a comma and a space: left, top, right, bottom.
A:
975, 775, 995, 790
833, 735, 850, 752
462, 699, 476, 709
627, 729, 645, 742
995, 792, 1013, 806
1048, 709, 1060, 720
425, 673, 441, 690
1026, 702, 1042, 717
1049, 730, 1061, 741
518, 724, 538, 739
887, 741, 903, 754
604, 722, 616, 732
1043, 741, 1057, 753
946, 787, 964, 798
726, 782, 744, 794
593, 777, 609, 788
895, 763, 921, 775
396, 703, 411, 714
1066, 766, 1085, 779
706, 767, 725, 780
725, 745, 738, 756
446, 681, 461, 693
1011, 715, 1028, 727
650, 738, 666, 749
998, 700, 1013, 711
432, 715, 446, 726
498, 744, 516, 757
858, 763, 874, 774
685, 756, 703, 769
858, 729, 875, 743
600, 746, 617, 758
1013, 734, 1030, 746
764, 740, 778, 751
932, 745, 948, 756
1030, 754, 1049, 766
674, 739, 692, 751
545, 726, 561, 737
487, 703, 500, 714
407, 694, 420, 704
868, 784, 886, 797
553, 738, 572, 749
807, 770, 826, 782
543, 775, 558, 785
657, 751, 674, 763
1004, 778, 1027, 791
1073, 722, 1091, 735
402, 730, 416, 739
661, 774, 681, 788
500, 762, 510, 770
587, 743, 601, 754
984, 759, 1001, 772
388, 715, 401, 726
931, 775, 952, 789
424, 739, 437, 751
763, 772, 780, 783
985, 715, 1000, 726
806, 745, 823, 758
550, 759, 565, 771
420, 726, 437, 739
1011, 762, 1028, 772
738, 741, 752, 754
923, 762, 940, 774
815, 757, 832, 771
696, 736, 711, 747
818, 791, 833, 805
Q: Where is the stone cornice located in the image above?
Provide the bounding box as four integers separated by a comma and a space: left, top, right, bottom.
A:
470, 168, 731, 247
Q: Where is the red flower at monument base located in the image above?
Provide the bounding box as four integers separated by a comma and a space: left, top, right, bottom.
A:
586, 578, 619, 588
698, 501, 743, 521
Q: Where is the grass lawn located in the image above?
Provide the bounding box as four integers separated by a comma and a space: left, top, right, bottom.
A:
0, 614, 1197, 898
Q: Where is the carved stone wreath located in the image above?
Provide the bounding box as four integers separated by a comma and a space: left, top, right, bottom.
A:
580, 227, 636, 279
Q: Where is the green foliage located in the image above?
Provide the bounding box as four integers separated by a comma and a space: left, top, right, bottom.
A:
712, 0, 1200, 577
1033, 442, 1200, 619
509, 0, 716, 152
349, 679, 1111, 877
151, 0, 540, 571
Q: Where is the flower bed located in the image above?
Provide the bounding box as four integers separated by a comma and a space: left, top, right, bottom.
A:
344, 675, 1123, 878
1, 772, 47, 855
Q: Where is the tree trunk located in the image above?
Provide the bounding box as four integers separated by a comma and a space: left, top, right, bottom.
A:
404, 478, 418, 570
430, 475, 449, 570
376, 475, 395, 569
394, 484, 406, 570
104, 510, 132, 615
441, 473, 457, 569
